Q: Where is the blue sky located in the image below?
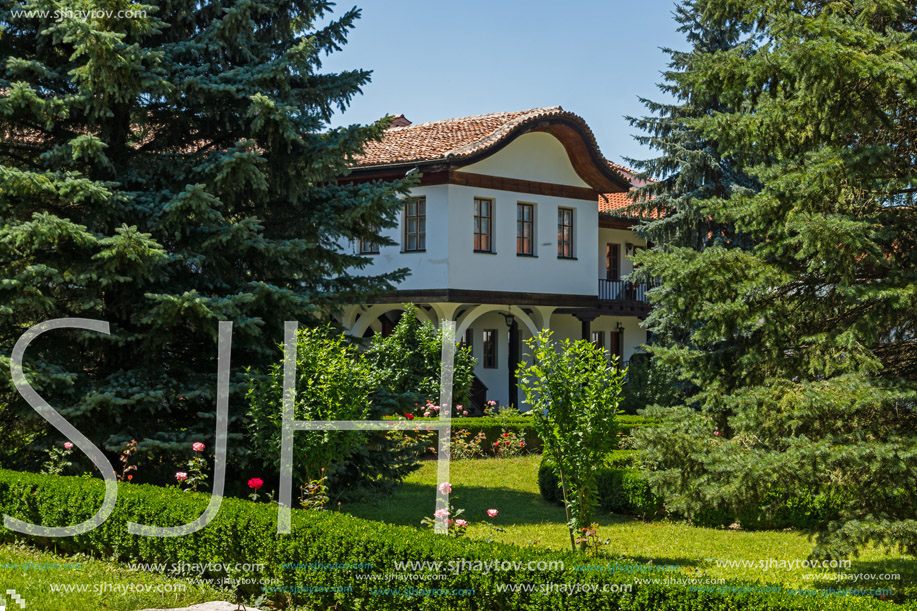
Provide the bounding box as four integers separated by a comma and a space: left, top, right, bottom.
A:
324, 0, 687, 166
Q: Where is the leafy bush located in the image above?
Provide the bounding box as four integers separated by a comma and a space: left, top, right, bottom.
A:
364, 304, 475, 407
244, 326, 424, 501
518, 330, 625, 549
246, 326, 371, 484
0, 469, 908, 610
538, 457, 662, 519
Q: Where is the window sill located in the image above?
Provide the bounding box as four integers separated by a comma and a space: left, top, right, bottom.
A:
516, 253, 538, 258
558, 256, 578, 261
360, 252, 380, 256
401, 249, 427, 253
474, 250, 497, 255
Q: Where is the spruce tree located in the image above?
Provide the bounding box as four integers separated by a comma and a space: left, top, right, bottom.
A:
625, 0, 756, 351
633, 0, 917, 558
0, 0, 410, 474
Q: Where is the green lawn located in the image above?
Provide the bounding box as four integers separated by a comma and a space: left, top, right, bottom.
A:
341, 454, 916, 590
0, 543, 226, 611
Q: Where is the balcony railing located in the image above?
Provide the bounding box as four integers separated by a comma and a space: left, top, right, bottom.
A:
598, 280, 649, 302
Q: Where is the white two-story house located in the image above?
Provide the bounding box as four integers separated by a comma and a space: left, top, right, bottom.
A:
338, 107, 651, 409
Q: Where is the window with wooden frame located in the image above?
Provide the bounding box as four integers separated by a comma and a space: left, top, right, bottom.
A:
558, 207, 574, 258
482, 329, 497, 368
359, 231, 380, 254
606, 243, 621, 281
517, 203, 534, 255
474, 198, 494, 252
591, 330, 605, 351
403, 198, 426, 252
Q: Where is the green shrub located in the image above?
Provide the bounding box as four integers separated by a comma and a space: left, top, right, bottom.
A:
539, 458, 662, 519
0, 469, 908, 610
518, 329, 627, 550
539, 456, 841, 530
364, 304, 475, 405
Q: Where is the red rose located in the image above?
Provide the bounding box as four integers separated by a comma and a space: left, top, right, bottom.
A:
248, 477, 264, 490
405, 413, 414, 420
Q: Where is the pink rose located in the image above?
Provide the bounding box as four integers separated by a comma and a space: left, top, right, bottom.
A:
175, 472, 188, 482
438, 482, 452, 495
487, 509, 498, 518
462, 411, 468, 416
192, 442, 205, 452
63, 442, 73, 450
248, 477, 264, 490
432, 406, 440, 412
455, 519, 468, 527
434, 508, 450, 519
424, 412, 431, 417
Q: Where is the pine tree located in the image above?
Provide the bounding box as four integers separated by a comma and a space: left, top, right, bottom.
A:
633, 0, 917, 558
0, 0, 411, 474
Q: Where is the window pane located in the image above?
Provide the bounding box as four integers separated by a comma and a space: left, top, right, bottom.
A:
418, 200, 425, 215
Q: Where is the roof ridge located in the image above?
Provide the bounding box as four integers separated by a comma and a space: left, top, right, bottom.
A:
386, 107, 563, 133
445, 107, 569, 158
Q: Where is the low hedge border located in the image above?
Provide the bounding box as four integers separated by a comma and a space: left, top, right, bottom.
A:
538, 456, 663, 519
0, 469, 907, 610
389, 415, 659, 456
538, 456, 842, 529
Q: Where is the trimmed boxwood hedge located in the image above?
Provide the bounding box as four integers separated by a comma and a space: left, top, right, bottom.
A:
390, 415, 659, 456
538, 456, 663, 519
1, 469, 898, 610
538, 456, 841, 529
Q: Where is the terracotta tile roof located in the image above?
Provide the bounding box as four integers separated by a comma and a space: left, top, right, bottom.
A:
599, 191, 663, 220
355, 107, 624, 182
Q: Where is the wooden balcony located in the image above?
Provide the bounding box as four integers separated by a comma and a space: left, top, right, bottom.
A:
598, 280, 648, 302
597, 280, 651, 317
